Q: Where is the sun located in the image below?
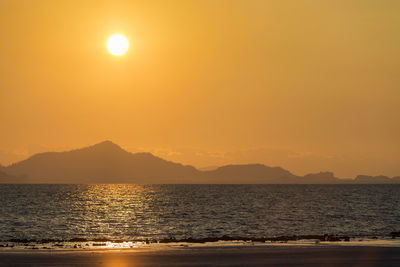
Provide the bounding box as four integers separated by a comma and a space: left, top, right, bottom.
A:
107, 34, 129, 56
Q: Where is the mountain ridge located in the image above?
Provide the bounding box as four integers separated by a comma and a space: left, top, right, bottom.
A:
1, 141, 399, 184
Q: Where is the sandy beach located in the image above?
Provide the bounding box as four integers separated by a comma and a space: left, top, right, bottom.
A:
1, 246, 400, 267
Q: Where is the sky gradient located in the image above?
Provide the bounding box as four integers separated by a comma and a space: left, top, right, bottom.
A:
1, 0, 399, 177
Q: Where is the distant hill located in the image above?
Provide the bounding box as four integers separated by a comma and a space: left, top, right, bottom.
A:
0, 141, 399, 184
198, 165, 220, 171
0, 165, 24, 183
0, 168, 12, 180
299, 172, 353, 184
203, 164, 298, 184
4, 141, 200, 184
354, 175, 399, 184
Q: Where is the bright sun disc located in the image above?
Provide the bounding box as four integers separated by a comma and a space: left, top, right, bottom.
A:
107, 34, 129, 56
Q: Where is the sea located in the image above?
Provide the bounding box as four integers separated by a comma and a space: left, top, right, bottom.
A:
0, 184, 399, 249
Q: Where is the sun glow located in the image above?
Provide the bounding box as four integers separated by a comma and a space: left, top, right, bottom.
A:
107, 34, 129, 56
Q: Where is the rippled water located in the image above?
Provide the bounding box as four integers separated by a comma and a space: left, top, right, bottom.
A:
0, 184, 399, 241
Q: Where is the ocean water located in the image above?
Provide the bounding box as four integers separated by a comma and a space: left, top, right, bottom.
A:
0, 184, 399, 242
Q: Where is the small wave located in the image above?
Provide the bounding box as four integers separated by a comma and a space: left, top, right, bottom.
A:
2, 233, 387, 244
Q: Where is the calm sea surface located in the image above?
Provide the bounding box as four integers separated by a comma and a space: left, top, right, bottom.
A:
0, 184, 399, 241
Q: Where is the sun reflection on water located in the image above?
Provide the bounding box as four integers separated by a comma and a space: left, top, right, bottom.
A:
72, 184, 159, 241
102, 254, 134, 267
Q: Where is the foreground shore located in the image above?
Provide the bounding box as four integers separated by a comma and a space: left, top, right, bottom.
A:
1, 246, 400, 267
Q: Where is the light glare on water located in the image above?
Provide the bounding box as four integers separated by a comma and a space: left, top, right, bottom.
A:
0, 184, 399, 243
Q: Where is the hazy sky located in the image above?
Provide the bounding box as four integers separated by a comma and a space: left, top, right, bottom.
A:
1, 0, 399, 177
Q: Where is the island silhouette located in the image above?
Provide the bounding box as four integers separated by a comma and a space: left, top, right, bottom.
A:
1, 141, 399, 184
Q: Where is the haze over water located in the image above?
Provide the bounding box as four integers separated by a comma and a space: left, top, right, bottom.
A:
1, 184, 399, 242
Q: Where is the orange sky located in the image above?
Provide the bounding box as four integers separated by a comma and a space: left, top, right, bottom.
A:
1, 0, 399, 178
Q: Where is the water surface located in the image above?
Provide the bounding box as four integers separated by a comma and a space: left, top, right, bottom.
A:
0, 184, 399, 241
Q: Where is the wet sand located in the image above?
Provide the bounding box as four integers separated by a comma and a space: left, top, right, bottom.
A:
1, 246, 400, 267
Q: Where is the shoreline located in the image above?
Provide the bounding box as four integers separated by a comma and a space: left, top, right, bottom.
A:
1, 237, 400, 252
1, 246, 400, 267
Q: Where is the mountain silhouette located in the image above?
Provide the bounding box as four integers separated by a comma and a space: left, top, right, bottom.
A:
0, 167, 13, 180
4, 141, 200, 183
1, 141, 399, 184
354, 175, 396, 184
299, 172, 349, 184
203, 164, 297, 183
